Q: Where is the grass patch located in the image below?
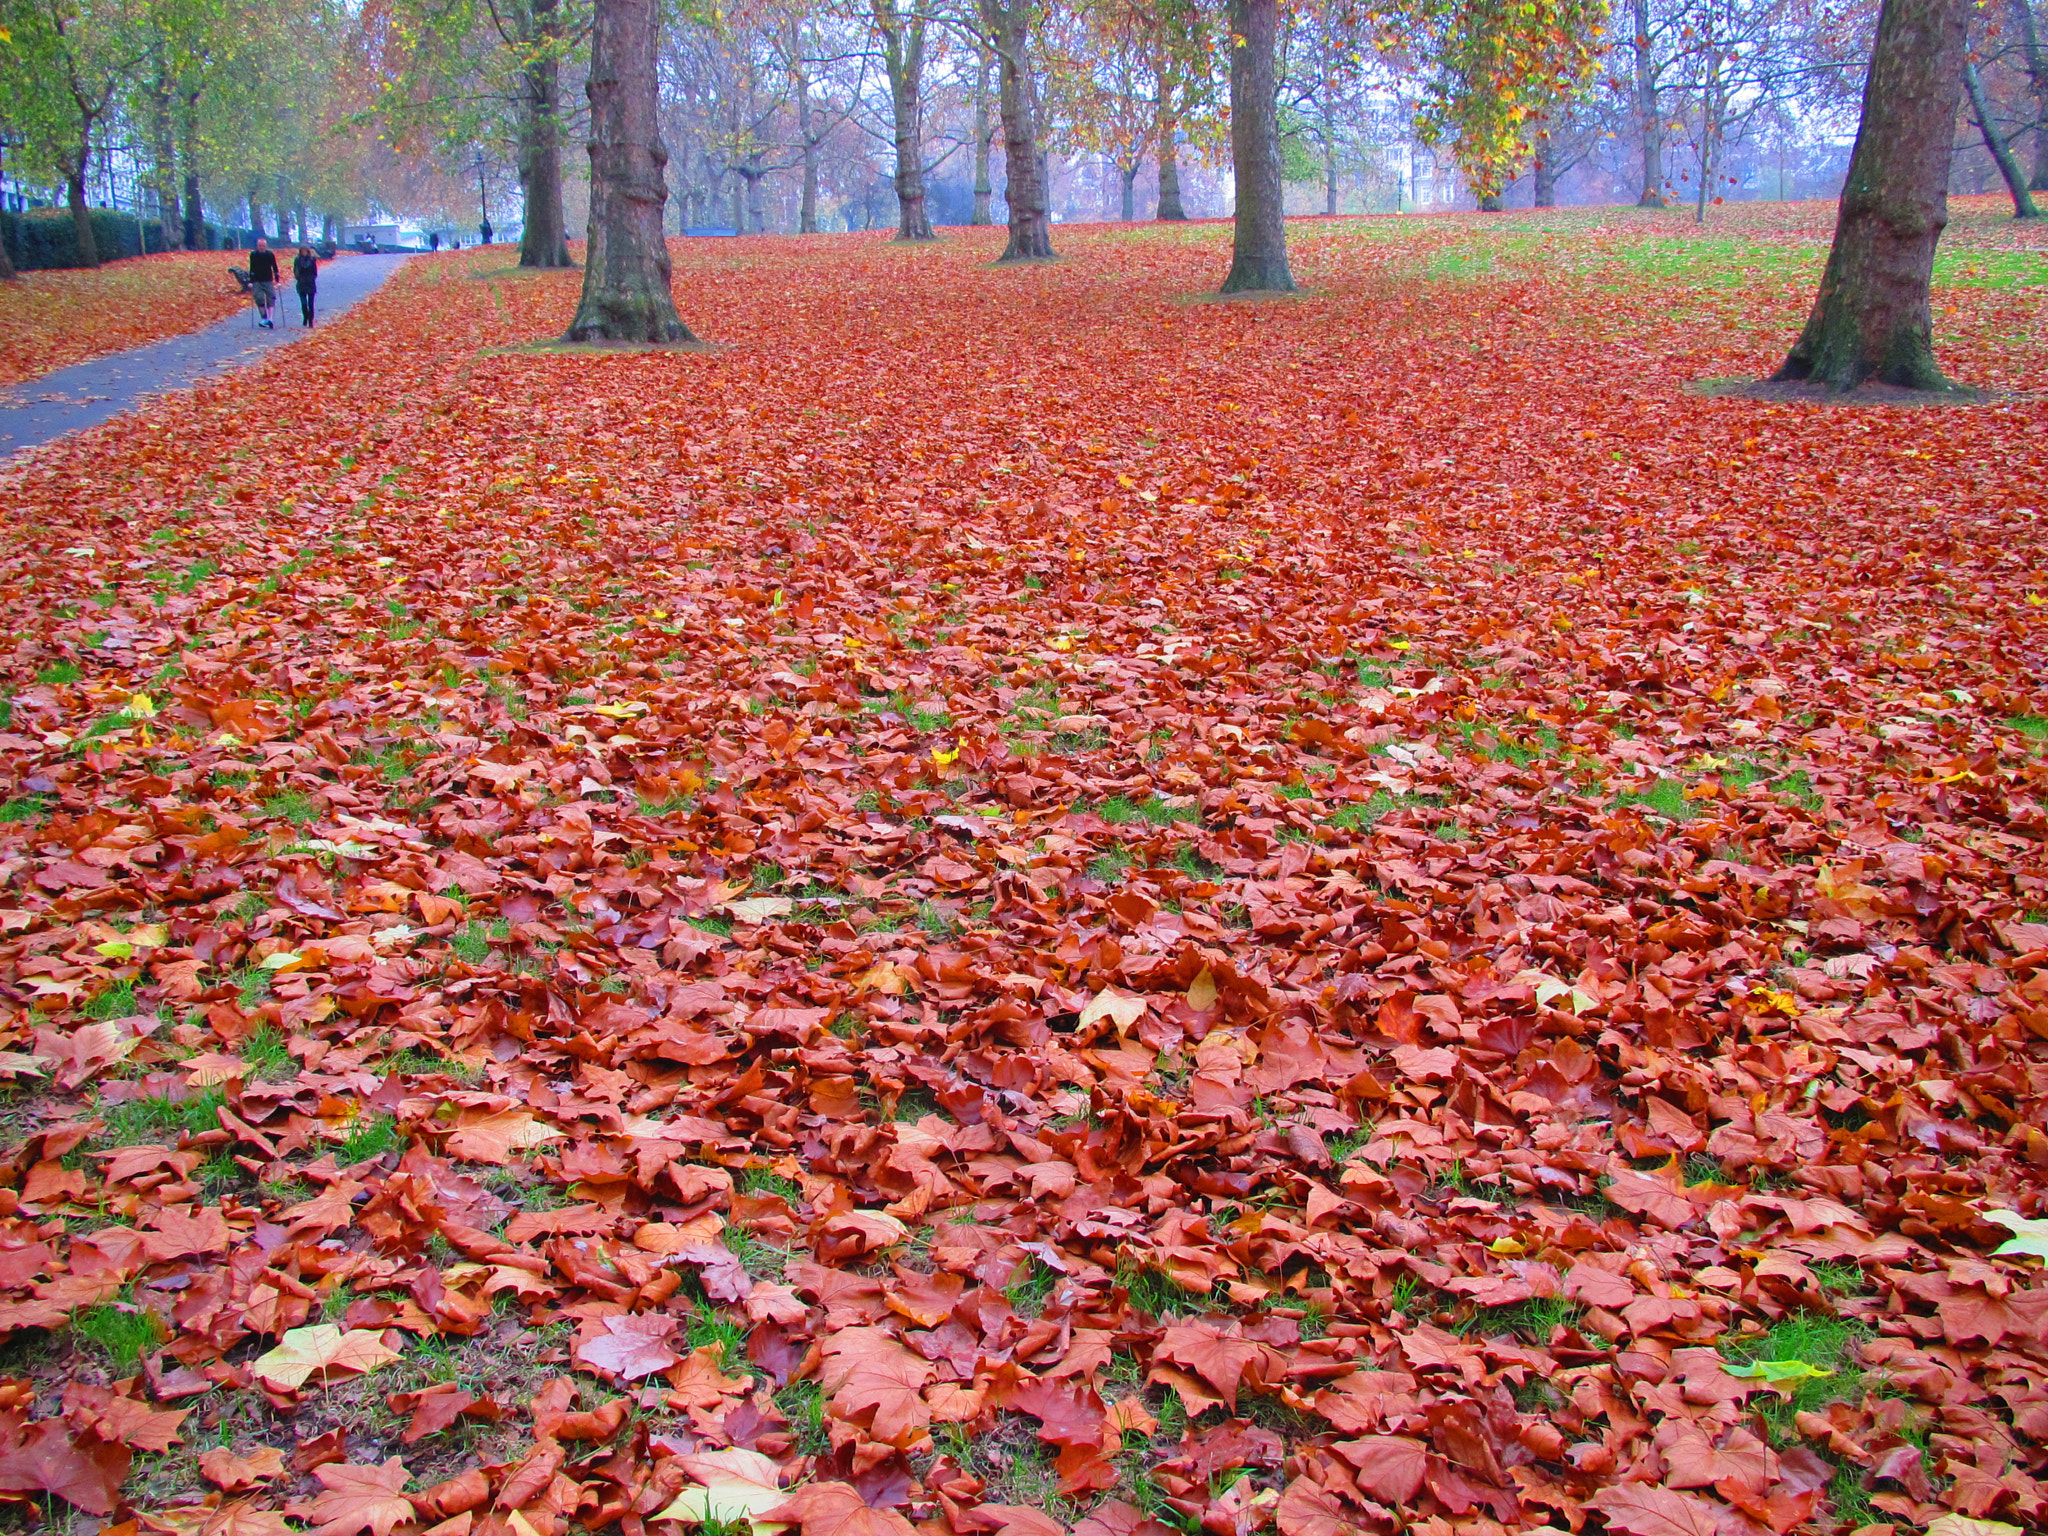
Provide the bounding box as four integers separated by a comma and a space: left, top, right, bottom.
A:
1720, 1313, 1870, 1437
0, 796, 49, 825
72, 1302, 160, 1370
1461, 1294, 1583, 1340
339, 1113, 403, 1165
1005, 1258, 1060, 1318
1615, 777, 1694, 822
238, 1026, 296, 1080
97, 1086, 226, 1145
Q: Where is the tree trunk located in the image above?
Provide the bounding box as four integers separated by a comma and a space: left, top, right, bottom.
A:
983, 0, 1053, 260
565, 0, 693, 343
1771, 0, 1970, 390
1478, 192, 1504, 212
1533, 154, 1558, 207
151, 67, 179, 255
1220, 0, 1294, 292
0, 143, 15, 280
1633, 0, 1665, 206
877, 0, 935, 241
2013, 0, 2048, 189
181, 92, 203, 249
66, 166, 99, 268
1121, 163, 1138, 220
796, 56, 820, 233
1964, 59, 2043, 216
972, 48, 994, 224
1157, 120, 1187, 219
519, 0, 574, 268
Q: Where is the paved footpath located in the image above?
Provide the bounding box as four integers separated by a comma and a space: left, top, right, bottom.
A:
0, 252, 409, 458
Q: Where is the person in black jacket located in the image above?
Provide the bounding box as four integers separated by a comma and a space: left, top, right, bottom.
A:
247, 238, 280, 328
293, 246, 318, 327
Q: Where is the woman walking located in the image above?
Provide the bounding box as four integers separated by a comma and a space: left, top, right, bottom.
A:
293, 245, 319, 328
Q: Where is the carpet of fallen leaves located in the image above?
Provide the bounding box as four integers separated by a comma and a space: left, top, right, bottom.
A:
0, 252, 249, 388
1, 199, 2046, 1536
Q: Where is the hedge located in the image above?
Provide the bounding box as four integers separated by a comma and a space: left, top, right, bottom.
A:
0, 207, 258, 272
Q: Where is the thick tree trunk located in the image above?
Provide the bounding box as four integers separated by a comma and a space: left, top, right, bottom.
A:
1478, 192, 1504, 212
1220, 0, 1294, 292
972, 49, 994, 225
66, 167, 99, 268
2014, 0, 2048, 189
1324, 137, 1338, 214
1771, 0, 1970, 390
151, 70, 179, 255
1121, 163, 1138, 221
565, 0, 693, 343
1632, 0, 1665, 206
1964, 59, 2043, 216
518, 0, 573, 268
1534, 154, 1558, 207
983, 0, 1053, 260
877, 0, 935, 241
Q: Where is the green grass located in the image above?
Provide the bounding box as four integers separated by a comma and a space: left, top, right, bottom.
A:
1720, 1313, 1869, 1437
36, 661, 82, 685
72, 1303, 160, 1370
82, 980, 140, 1021
262, 790, 320, 826
1171, 844, 1220, 879
238, 1026, 296, 1080
1005, 1258, 1060, 1319
740, 1167, 800, 1202
2009, 715, 2048, 741
1093, 794, 1198, 827
0, 796, 48, 825
1615, 777, 1694, 822
1088, 847, 1134, 884
774, 1378, 829, 1457
1327, 791, 1432, 830
684, 1305, 753, 1377
1114, 1258, 1205, 1319
96, 1086, 227, 1144
1461, 1294, 1582, 1340
917, 900, 959, 937
449, 918, 508, 965
339, 1113, 403, 1164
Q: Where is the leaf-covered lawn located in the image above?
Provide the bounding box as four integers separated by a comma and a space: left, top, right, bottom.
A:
0, 250, 248, 387
0, 200, 2045, 1535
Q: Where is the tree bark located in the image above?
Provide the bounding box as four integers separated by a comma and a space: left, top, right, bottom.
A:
1121, 162, 1138, 220
983, 0, 1053, 260
972, 47, 994, 224
66, 167, 99, 268
565, 0, 693, 343
181, 91, 203, 250
1220, 0, 1294, 292
1964, 59, 2042, 216
1157, 123, 1186, 219
1771, 0, 1970, 390
2008, 0, 2048, 189
0, 143, 15, 280
1533, 154, 1558, 206
1324, 135, 1338, 215
875, 0, 935, 240
1478, 192, 1504, 211
795, 49, 820, 233
518, 0, 574, 268
1632, 0, 1665, 206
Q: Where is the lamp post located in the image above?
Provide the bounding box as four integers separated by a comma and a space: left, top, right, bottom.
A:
476, 154, 492, 243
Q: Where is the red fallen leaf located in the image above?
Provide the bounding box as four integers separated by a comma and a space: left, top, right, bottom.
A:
199, 1443, 289, 1490
290, 1428, 350, 1474
1000, 1374, 1106, 1448
0, 1418, 130, 1514
1603, 1170, 1698, 1231
819, 1327, 935, 1447
288, 1458, 416, 1536
388, 1384, 477, 1443
1074, 1499, 1179, 1536
1332, 1434, 1429, 1505
61, 1382, 188, 1451
1588, 1483, 1724, 1536
761, 1480, 919, 1535
1154, 1319, 1264, 1408
414, 1467, 491, 1519
138, 1205, 234, 1263
573, 1313, 681, 1381
1273, 1475, 1364, 1536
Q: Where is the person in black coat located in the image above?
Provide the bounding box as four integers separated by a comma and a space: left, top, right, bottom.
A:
293, 246, 318, 327
247, 238, 280, 328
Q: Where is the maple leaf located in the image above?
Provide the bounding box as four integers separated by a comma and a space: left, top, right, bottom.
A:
654, 1447, 787, 1525
251, 1324, 403, 1391
288, 1458, 415, 1536
1985, 1208, 2048, 1262
819, 1327, 935, 1446
1154, 1320, 1263, 1407
199, 1444, 289, 1490
0, 1417, 130, 1514
1335, 1433, 1429, 1505
1588, 1483, 1722, 1536
574, 1313, 683, 1381
760, 1480, 918, 1535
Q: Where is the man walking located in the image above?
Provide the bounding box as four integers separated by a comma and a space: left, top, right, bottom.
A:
247, 237, 280, 329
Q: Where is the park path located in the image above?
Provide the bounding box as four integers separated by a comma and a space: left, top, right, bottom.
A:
0, 252, 409, 458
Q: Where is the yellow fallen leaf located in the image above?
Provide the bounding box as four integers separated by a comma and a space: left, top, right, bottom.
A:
1186, 967, 1218, 1013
